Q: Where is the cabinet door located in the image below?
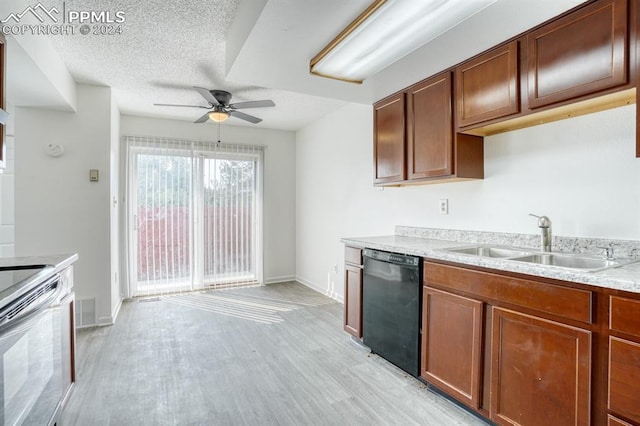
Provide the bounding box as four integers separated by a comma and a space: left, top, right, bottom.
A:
609, 336, 640, 423
373, 92, 406, 184
456, 41, 519, 127
527, 0, 627, 109
406, 72, 453, 179
344, 263, 363, 338
608, 414, 635, 426
421, 287, 483, 408
491, 307, 591, 426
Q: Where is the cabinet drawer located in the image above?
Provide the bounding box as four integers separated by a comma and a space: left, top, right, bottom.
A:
424, 262, 592, 323
609, 336, 640, 423
610, 296, 640, 339
526, 0, 627, 108
344, 246, 363, 266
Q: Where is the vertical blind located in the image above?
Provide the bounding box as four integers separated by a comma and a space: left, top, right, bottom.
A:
124, 136, 263, 297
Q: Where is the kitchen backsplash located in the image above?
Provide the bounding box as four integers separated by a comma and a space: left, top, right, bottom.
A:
395, 226, 640, 259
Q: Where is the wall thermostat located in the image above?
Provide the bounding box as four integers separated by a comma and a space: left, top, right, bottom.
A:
89, 169, 99, 182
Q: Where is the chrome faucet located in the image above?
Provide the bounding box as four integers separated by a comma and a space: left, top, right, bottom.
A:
529, 214, 552, 252
597, 246, 615, 260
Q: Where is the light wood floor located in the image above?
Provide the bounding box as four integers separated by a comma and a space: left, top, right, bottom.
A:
61, 282, 489, 425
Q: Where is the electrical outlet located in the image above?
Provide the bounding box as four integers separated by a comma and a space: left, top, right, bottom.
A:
333, 264, 338, 274
439, 199, 449, 215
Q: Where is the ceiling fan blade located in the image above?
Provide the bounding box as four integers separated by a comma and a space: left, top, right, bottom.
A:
194, 112, 211, 124
229, 100, 275, 109
154, 103, 209, 108
193, 86, 219, 105
229, 110, 262, 124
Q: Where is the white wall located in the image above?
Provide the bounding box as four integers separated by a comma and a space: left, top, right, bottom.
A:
14, 84, 119, 325
120, 116, 297, 286
295, 103, 640, 301
110, 98, 121, 317
0, 103, 16, 257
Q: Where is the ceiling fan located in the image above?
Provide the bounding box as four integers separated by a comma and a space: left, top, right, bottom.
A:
154, 87, 275, 124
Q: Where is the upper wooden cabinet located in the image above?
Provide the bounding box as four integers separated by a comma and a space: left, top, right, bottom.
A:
373, 73, 483, 186
407, 72, 453, 179
372, 0, 639, 185
373, 93, 406, 184
455, 41, 520, 128
526, 0, 628, 109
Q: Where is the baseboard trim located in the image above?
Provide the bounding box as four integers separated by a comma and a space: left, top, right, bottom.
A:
264, 275, 296, 285
111, 297, 123, 324
295, 276, 324, 292
98, 297, 123, 326
295, 276, 343, 303
97, 316, 113, 326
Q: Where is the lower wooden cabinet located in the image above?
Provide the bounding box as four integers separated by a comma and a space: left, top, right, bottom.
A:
421, 287, 483, 408
608, 414, 635, 426
608, 295, 640, 424
344, 246, 363, 338
490, 307, 592, 426
344, 263, 363, 338
423, 261, 595, 426
608, 336, 640, 423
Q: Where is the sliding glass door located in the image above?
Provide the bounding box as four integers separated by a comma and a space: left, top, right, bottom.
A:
201, 155, 256, 287
126, 138, 263, 297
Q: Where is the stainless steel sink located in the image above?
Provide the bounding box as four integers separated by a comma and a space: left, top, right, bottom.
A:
445, 245, 533, 258
510, 253, 624, 271
443, 245, 637, 272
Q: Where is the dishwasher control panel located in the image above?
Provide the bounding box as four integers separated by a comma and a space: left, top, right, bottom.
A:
363, 248, 421, 266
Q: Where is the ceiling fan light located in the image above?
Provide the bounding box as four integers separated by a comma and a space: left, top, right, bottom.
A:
209, 110, 229, 122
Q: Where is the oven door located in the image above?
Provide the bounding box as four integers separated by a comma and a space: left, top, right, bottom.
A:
0, 275, 62, 426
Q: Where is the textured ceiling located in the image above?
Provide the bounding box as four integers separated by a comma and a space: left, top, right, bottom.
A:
8, 0, 589, 131
45, 0, 346, 131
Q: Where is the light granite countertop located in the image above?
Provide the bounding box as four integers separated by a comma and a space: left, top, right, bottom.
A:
341, 232, 640, 294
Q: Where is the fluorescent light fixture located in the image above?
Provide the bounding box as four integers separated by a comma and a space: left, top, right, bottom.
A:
209, 107, 229, 123
310, 0, 498, 83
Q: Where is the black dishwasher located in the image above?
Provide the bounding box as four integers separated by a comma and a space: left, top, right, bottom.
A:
362, 248, 422, 377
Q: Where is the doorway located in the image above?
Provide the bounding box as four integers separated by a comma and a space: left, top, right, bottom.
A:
125, 137, 263, 297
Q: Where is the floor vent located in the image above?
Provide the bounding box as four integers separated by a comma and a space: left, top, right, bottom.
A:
75, 298, 96, 328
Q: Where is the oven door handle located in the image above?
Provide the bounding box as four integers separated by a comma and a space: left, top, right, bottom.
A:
0, 275, 62, 331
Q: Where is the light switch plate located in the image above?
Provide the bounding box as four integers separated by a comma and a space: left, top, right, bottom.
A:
89, 169, 99, 182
